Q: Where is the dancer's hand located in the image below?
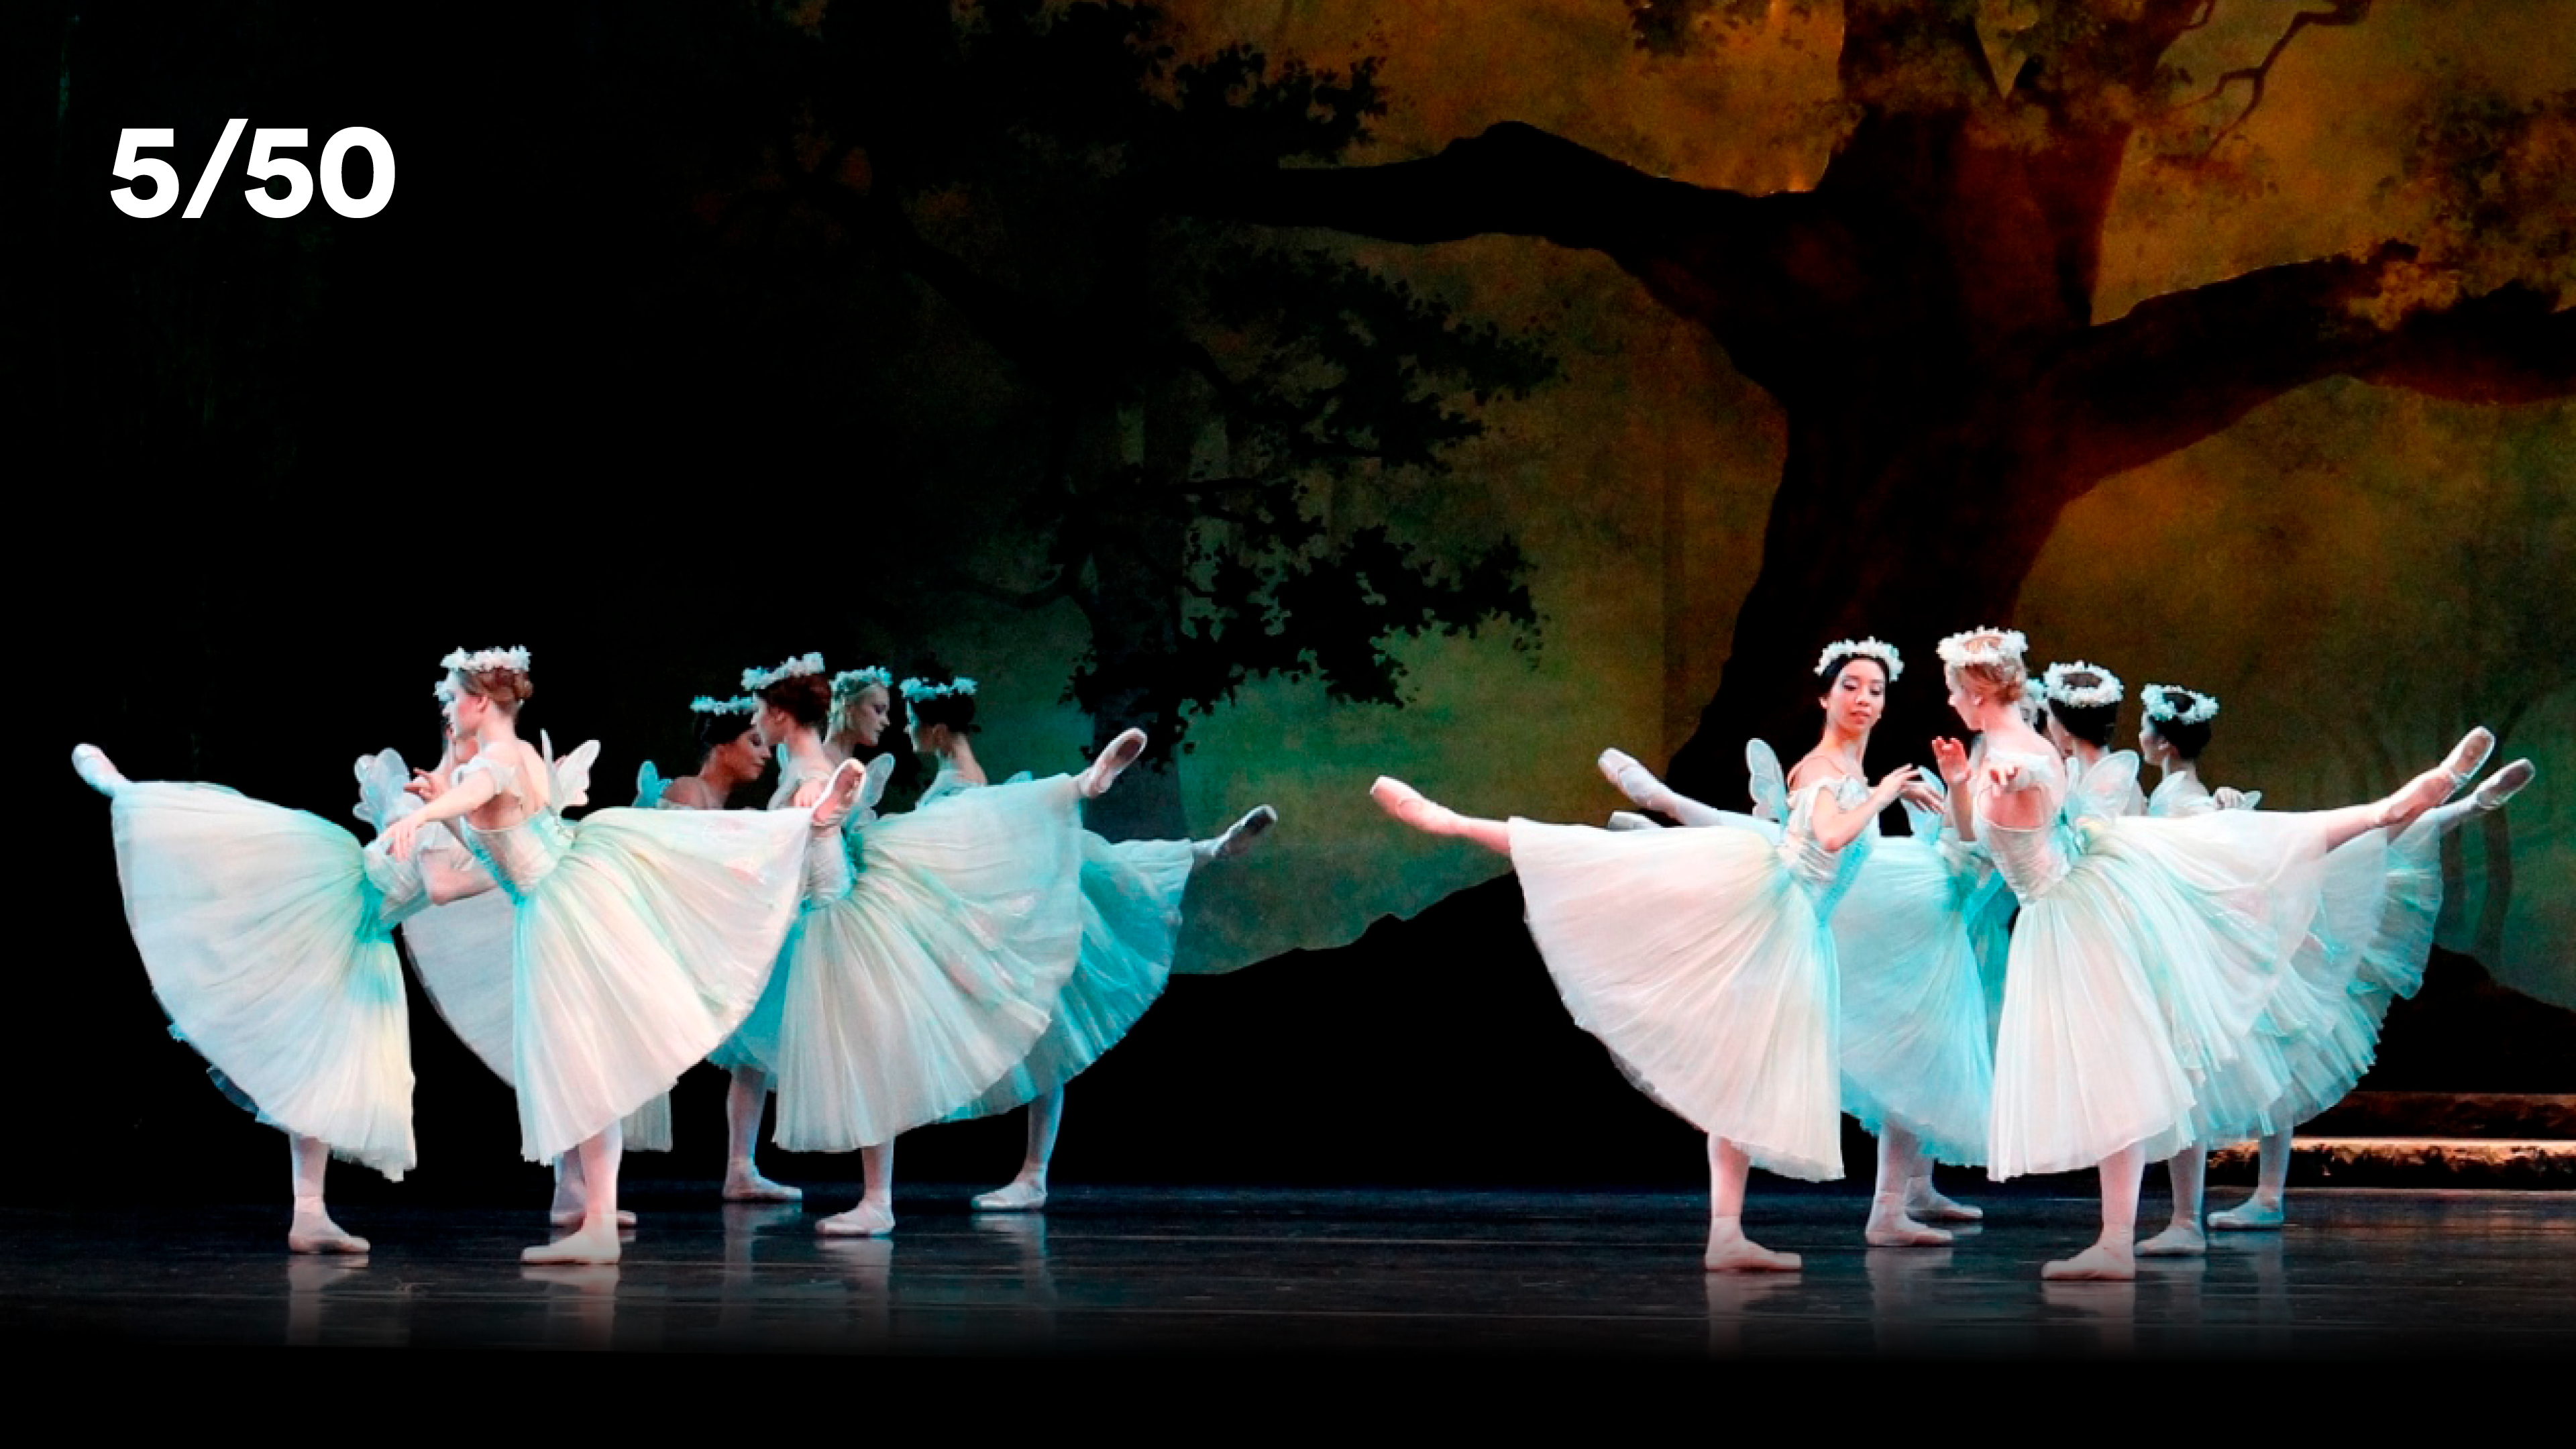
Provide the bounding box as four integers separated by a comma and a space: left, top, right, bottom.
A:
1930, 737, 1972, 788
1899, 779, 1945, 812
1982, 758, 2029, 793
2214, 786, 2251, 810
383, 812, 425, 862
791, 777, 826, 810
406, 769, 446, 802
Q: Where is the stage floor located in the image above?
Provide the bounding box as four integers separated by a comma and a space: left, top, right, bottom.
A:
4, 1187, 2569, 1358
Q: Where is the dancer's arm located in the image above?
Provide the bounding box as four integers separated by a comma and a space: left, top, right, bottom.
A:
1805, 766, 1919, 854
1931, 737, 1977, 843
384, 768, 502, 859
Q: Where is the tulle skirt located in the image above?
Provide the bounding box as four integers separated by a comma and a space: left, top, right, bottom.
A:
502, 807, 810, 1163
107, 783, 416, 1178
1989, 810, 2342, 1178
1512, 818, 1843, 1182
773, 777, 1085, 1152
1833, 837, 1996, 1166
954, 833, 1196, 1119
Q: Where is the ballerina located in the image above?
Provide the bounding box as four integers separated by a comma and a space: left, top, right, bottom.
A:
892, 674, 1278, 1214
72, 704, 504, 1252
1600, 638, 1996, 1248
747, 658, 1114, 1238
1929, 629, 2489, 1280
382, 646, 823, 1263
2122, 684, 2537, 1248
1374, 716, 1919, 1271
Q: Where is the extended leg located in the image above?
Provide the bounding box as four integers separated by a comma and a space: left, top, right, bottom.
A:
1705, 1136, 1800, 1272
72, 744, 131, 796
820, 1140, 897, 1236
525, 1124, 624, 1264
1597, 749, 1730, 827
724, 1067, 801, 1201
286, 1134, 369, 1255
1865, 1127, 1950, 1246
2043, 1142, 2143, 1281
2139, 1146, 2208, 1256
974, 1089, 1063, 1212
1370, 778, 1513, 855
2210, 1130, 2292, 1230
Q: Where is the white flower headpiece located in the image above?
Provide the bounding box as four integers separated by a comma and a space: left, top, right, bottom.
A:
2142, 684, 2218, 727
441, 645, 531, 677
900, 675, 978, 702
832, 666, 892, 699
433, 678, 459, 705
691, 695, 757, 716
1935, 628, 2027, 669
2043, 661, 2124, 709
1816, 637, 1903, 683
741, 653, 826, 691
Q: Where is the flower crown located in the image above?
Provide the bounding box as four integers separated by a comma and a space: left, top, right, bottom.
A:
690, 695, 757, 716
1935, 628, 2027, 669
832, 666, 893, 699
900, 675, 978, 702
2043, 660, 2124, 709
2142, 684, 2218, 727
2020, 677, 2047, 709
741, 653, 826, 692
433, 678, 459, 705
441, 645, 531, 678
1816, 637, 1903, 682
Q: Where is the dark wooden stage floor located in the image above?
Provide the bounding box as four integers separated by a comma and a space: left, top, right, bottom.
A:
4, 1187, 2567, 1358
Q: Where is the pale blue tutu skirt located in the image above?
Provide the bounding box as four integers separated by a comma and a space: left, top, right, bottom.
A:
1833, 837, 1996, 1166
108, 783, 416, 1178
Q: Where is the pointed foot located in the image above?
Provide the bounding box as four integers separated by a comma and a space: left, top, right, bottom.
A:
71, 745, 129, 797
1705, 1236, 1802, 1273
1079, 728, 1148, 799
2209, 1197, 2288, 1232
2472, 758, 2535, 812
287, 1213, 370, 1256
722, 1171, 804, 1203
1199, 804, 1277, 864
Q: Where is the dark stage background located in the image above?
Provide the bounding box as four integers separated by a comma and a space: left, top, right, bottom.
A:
25, 1, 2571, 1209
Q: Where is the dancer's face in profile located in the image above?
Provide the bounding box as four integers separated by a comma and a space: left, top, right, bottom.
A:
1944, 669, 1980, 730
842, 687, 891, 749
1820, 659, 1887, 735
751, 704, 788, 751
2138, 724, 2174, 769
908, 719, 945, 759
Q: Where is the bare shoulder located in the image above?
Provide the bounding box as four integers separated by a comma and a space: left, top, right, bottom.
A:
664, 775, 721, 809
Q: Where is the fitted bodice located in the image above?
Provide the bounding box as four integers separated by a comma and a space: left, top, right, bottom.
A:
2147, 771, 2214, 818
1976, 747, 2075, 904
462, 810, 574, 903
1783, 776, 1872, 918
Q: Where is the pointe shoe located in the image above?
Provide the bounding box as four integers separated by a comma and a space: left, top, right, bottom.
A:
1907, 1181, 1983, 1222
723, 1169, 804, 1204
2041, 1244, 2135, 1281
523, 1220, 623, 1265
818, 1199, 896, 1237
2379, 727, 2496, 830
973, 1179, 1050, 1213
1705, 1230, 1801, 1273
1369, 776, 1459, 835
1597, 748, 1662, 806
1195, 805, 1277, 865
2208, 1196, 2287, 1232
1079, 728, 1148, 799
550, 1208, 640, 1229
1607, 811, 1663, 832
2472, 759, 2535, 812
1864, 1195, 1953, 1248
71, 745, 129, 797
2136, 1224, 2208, 1257
287, 1214, 370, 1256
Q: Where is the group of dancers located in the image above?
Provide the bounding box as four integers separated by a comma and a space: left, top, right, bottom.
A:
76, 649, 1275, 1263
1372, 628, 2532, 1279
79, 631, 2530, 1283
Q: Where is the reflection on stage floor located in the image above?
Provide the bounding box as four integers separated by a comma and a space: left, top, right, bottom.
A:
3, 1187, 2567, 1357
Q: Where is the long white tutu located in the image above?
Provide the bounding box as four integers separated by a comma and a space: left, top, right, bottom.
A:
954, 833, 1195, 1118
472, 806, 811, 1163
1512, 818, 1843, 1183
1988, 809, 2341, 1177
771, 776, 1085, 1152
107, 782, 416, 1178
